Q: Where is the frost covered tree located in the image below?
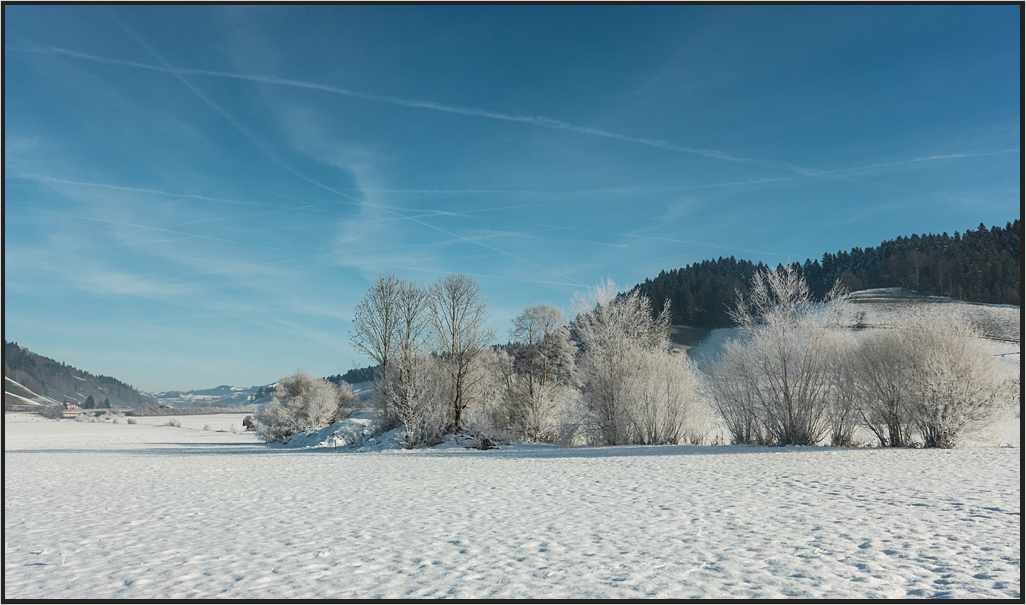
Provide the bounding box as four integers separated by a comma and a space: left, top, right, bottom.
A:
852, 310, 1012, 448
572, 279, 700, 445
373, 279, 429, 433
351, 274, 403, 386
709, 266, 849, 446
255, 371, 357, 443
427, 274, 495, 431
381, 281, 451, 447
502, 303, 577, 442
386, 353, 449, 448
352, 275, 433, 433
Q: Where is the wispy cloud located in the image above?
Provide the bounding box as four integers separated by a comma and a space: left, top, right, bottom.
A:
5, 244, 199, 299
20, 44, 829, 177
544, 225, 795, 260
833, 148, 1021, 177
46, 211, 262, 248
365, 264, 584, 289
12, 173, 274, 208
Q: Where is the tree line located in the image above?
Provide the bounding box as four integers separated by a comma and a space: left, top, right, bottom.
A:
635, 219, 1021, 328
255, 269, 1016, 450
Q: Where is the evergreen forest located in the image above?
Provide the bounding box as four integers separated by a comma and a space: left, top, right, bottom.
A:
634, 220, 1021, 328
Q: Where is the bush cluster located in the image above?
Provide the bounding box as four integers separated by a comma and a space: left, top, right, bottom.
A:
708, 267, 1012, 448
254, 371, 358, 443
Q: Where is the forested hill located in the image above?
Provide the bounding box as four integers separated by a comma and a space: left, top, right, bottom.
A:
635, 220, 1021, 328
3, 341, 155, 408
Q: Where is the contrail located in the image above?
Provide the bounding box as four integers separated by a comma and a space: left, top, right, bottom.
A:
837, 148, 1020, 175
23, 44, 828, 177
79, 24, 585, 286
49, 212, 255, 248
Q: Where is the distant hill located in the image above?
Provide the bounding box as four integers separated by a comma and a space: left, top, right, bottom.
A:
151, 384, 274, 408
3, 341, 155, 409
634, 219, 1021, 328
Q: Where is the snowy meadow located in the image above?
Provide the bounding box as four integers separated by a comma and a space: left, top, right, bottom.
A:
3, 411, 1020, 600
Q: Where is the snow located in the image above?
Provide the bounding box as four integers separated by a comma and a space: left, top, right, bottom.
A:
4, 412, 1020, 599
4, 377, 63, 407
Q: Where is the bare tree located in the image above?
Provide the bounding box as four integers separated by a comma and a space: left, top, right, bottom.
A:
386, 352, 449, 448
350, 275, 403, 384
827, 332, 862, 447
381, 280, 432, 436
511, 304, 575, 394
707, 336, 768, 445
427, 274, 495, 431
624, 348, 704, 445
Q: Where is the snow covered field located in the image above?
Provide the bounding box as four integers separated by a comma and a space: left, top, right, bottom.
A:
4, 412, 1020, 599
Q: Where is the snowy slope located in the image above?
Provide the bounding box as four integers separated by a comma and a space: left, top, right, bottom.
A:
4, 377, 63, 410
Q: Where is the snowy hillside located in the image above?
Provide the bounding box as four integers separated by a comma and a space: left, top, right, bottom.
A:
4, 341, 155, 408
846, 287, 1020, 342
4, 377, 63, 411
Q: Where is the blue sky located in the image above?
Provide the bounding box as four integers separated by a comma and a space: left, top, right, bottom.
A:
4, 5, 1020, 392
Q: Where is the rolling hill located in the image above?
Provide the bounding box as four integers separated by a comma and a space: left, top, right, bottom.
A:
4, 340, 155, 410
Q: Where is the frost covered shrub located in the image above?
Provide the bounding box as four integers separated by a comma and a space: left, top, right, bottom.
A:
572, 279, 701, 446
166, 418, 182, 428
41, 405, 64, 420
852, 310, 1012, 448
682, 399, 716, 446
255, 371, 358, 443
498, 381, 579, 443
127, 417, 138, 425
623, 349, 704, 445
849, 327, 915, 447
203, 424, 211, 431
710, 267, 850, 446
827, 340, 862, 447
707, 339, 767, 445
